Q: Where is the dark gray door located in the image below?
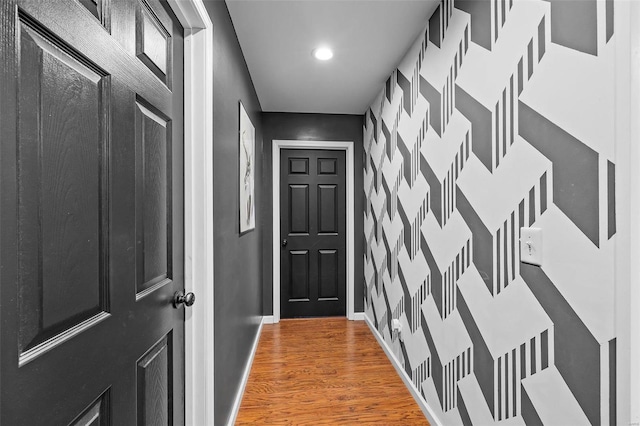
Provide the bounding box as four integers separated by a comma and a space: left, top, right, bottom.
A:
0, 0, 185, 424
280, 149, 347, 318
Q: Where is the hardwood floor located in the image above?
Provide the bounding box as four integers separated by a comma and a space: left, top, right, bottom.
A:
236, 317, 429, 425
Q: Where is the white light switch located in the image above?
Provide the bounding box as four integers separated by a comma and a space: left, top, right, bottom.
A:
520, 227, 543, 266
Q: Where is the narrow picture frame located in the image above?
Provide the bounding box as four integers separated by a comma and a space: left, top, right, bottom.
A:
239, 101, 255, 234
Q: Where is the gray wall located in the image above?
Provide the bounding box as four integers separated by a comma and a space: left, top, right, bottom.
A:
261, 112, 365, 315
201, 2, 263, 424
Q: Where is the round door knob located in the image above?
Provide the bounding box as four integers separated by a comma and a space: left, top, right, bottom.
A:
282, 239, 288, 247
173, 291, 196, 308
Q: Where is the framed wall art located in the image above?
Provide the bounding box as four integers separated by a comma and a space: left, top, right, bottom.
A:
239, 101, 255, 234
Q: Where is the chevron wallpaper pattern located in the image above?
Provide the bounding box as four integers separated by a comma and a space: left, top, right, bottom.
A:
363, 0, 617, 424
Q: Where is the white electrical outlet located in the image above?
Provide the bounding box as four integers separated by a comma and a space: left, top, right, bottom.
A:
391, 319, 403, 341
392, 318, 401, 331
520, 227, 543, 266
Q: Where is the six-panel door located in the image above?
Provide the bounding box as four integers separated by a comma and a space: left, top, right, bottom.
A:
0, 0, 185, 424
280, 149, 347, 318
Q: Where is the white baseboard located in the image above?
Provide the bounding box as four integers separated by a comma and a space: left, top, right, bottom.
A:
363, 314, 443, 426
352, 312, 366, 321
226, 317, 264, 426
267, 314, 360, 322
262, 315, 275, 324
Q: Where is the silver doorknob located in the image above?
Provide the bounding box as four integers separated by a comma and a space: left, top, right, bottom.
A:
173, 291, 196, 308
282, 239, 288, 247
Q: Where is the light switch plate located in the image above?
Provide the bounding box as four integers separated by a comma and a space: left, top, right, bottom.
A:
520, 227, 543, 266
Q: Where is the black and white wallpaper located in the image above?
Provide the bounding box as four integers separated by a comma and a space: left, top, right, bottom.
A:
363, 0, 617, 424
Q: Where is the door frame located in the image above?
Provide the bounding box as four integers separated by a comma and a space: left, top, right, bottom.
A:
614, 0, 640, 424
166, 1, 214, 425
272, 140, 356, 323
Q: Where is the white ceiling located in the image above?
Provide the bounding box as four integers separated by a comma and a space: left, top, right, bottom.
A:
225, 0, 439, 115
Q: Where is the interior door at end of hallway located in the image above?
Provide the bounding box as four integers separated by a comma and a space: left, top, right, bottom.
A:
280, 149, 346, 318
0, 0, 186, 424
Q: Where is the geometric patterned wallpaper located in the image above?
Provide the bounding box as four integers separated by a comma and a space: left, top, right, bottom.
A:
363, 1, 617, 424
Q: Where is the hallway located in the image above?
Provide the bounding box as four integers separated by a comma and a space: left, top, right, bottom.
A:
236, 318, 429, 425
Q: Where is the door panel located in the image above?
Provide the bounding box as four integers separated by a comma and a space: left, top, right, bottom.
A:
77, 0, 109, 27
289, 250, 310, 300
317, 157, 337, 175
318, 184, 338, 234
135, 0, 173, 87
70, 389, 111, 426
135, 99, 172, 296
280, 149, 346, 318
318, 250, 339, 300
18, 17, 111, 359
137, 333, 172, 426
289, 185, 309, 234
1, 0, 185, 424
289, 157, 309, 175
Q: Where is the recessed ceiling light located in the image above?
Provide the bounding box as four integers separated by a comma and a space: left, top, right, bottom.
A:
313, 47, 333, 61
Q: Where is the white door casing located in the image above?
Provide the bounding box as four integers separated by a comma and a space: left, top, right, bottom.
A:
272, 140, 356, 323
166, 1, 214, 424
613, 1, 638, 424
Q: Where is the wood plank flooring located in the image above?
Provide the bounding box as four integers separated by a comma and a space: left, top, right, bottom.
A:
236, 317, 429, 425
